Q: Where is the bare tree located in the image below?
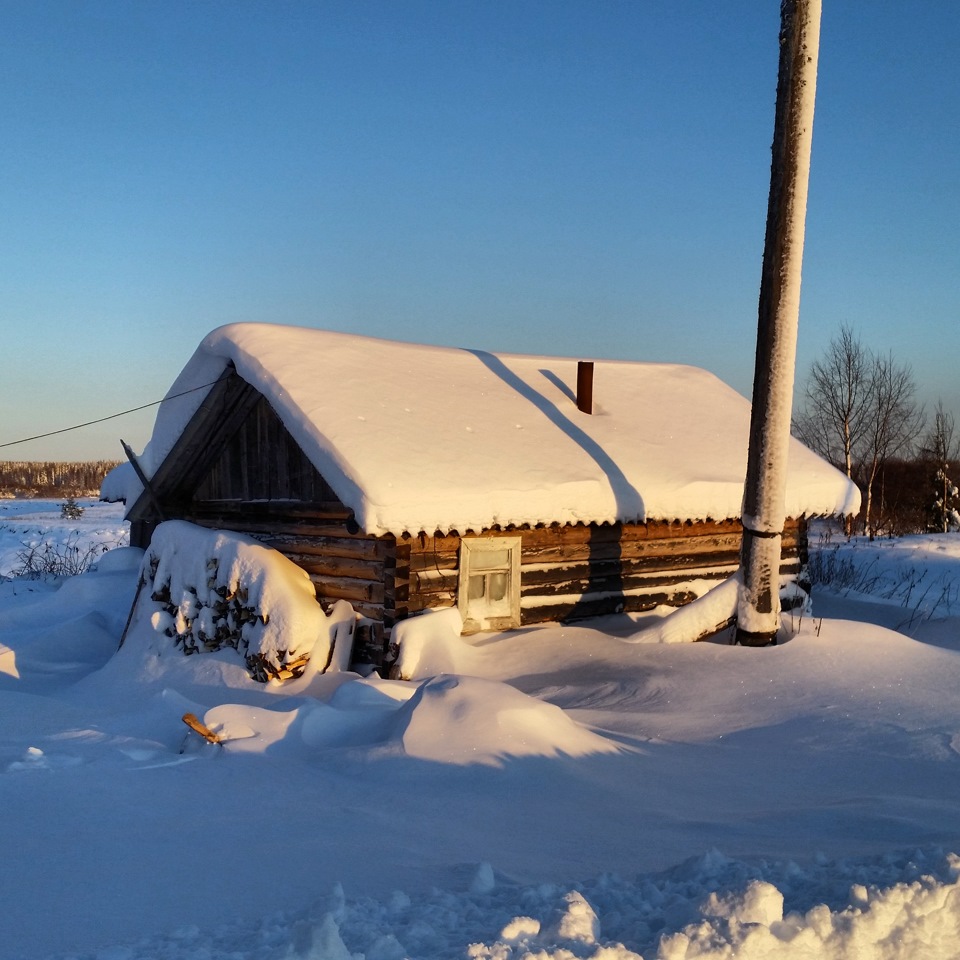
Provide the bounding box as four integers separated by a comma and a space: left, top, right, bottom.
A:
794, 327, 922, 536
793, 325, 871, 481
859, 352, 923, 538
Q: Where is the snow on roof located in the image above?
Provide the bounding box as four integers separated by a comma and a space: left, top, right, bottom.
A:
99, 460, 136, 503
122, 322, 860, 536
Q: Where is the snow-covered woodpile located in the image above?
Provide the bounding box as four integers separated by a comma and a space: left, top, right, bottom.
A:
106, 323, 859, 667
130, 520, 328, 681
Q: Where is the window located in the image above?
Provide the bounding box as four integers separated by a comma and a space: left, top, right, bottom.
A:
458, 537, 522, 633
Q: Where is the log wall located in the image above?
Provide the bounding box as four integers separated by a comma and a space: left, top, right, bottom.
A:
177, 499, 393, 639
406, 519, 805, 626
150, 499, 807, 659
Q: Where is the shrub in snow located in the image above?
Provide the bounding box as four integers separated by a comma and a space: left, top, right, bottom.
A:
11, 536, 112, 579
135, 520, 329, 682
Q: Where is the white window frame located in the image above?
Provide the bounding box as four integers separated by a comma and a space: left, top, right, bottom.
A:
457, 536, 522, 633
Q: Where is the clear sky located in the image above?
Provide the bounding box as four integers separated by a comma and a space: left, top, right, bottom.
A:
2, 1, 957, 461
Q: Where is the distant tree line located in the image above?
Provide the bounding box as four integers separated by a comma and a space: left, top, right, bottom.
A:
793, 325, 959, 537
0, 461, 122, 498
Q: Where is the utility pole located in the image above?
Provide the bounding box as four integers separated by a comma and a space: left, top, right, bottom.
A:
736, 0, 822, 645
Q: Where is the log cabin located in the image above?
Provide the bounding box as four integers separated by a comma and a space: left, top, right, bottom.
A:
104, 323, 859, 665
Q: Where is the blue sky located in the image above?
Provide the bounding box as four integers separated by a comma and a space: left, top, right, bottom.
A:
2, 1, 957, 461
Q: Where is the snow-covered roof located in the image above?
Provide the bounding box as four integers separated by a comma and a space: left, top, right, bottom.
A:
117, 322, 859, 536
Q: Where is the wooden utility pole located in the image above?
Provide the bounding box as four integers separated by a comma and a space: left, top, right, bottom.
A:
736, 0, 822, 645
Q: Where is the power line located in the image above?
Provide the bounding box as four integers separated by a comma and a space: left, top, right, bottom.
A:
0, 379, 222, 450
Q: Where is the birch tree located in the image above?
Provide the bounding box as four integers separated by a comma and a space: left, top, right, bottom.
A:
793, 324, 870, 481
794, 330, 922, 536
859, 352, 923, 537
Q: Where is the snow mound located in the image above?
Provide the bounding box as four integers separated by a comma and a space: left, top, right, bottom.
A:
391, 607, 479, 679
192, 674, 617, 765
394, 674, 619, 765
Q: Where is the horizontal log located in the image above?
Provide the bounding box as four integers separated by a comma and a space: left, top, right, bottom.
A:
522, 550, 742, 583
309, 575, 384, 605
408, 591, 457, 613
410, 567, 459, 594
409, 549, 460, 572
525, 531, 799, 566
189, 498, 352, 517
183, 517, 376, 539
257, 534, 390, 562
281, 554, 384, 581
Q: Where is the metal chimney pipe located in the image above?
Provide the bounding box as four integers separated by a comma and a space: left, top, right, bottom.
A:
577, 361, 594, 414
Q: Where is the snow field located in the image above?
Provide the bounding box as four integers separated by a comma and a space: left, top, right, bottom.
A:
2, 502, 960, 958
0, 497, 128, 579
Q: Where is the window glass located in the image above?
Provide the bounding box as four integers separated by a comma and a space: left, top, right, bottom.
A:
470, 549, 510, 571
488, 572, 508, 601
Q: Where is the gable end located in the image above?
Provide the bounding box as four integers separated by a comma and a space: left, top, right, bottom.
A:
194, 392, 342, 505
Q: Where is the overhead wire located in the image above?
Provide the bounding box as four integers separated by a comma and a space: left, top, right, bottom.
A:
0, 379, 222, 450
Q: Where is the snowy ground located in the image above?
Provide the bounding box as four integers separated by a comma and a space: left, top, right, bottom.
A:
2, 503, 960, 959
0, 497, 129, 579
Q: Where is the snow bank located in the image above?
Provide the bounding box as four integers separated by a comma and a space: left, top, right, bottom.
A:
129, 519, 329, 681
193, 673, 617, 765
812, 530, 960, 627
119, 323, 859, 534
629, 576, 739, 644
394, 674, 619, 765
658, 857, 960, 960
49, 850, 960, 959
628, 574, 811, 645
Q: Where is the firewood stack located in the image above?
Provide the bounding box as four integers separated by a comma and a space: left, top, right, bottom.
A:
143, 555, 312, 682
